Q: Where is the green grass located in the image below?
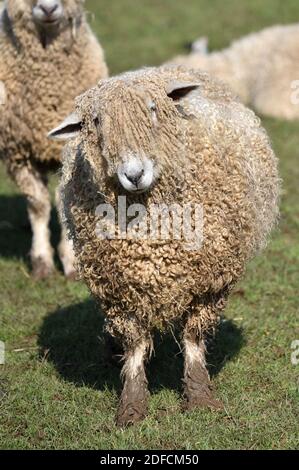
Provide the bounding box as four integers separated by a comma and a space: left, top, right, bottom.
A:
0, 0, 299, 450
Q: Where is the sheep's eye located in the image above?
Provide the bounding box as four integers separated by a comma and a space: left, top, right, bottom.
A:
148, 101, 158, 126
148, 101, 157, 112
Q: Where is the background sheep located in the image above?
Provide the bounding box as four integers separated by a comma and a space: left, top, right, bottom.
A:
168, 24, 299, 120
49, 65, 280, 426
0, 0, 108, 279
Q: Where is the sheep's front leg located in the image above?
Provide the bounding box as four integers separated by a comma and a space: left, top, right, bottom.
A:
55, 188, 76, 280
183, 333, 222, 410
14, 166, 54, 279
182, 294, 229, 411
116, 339, 150, 427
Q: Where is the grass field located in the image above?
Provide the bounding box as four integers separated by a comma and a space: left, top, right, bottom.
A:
0, 0, 299, 450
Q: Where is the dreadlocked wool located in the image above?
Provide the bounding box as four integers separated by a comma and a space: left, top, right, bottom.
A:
58, 66, 280, 347
0, 0, 108, 175
0, 0, 108, 279
168, 24, 299, 120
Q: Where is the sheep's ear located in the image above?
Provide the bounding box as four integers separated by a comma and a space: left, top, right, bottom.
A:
191, 37, 209, 55
166, 81, 200, 101
48, 112, 82, 141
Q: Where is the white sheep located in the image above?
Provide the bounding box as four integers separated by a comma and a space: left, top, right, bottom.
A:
168, 24, 299, 119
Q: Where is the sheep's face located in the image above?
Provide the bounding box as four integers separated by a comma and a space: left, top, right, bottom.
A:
5, 0, 85, 31
49, 75, 200, 194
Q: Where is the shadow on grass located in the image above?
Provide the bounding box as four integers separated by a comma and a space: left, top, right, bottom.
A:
0, 194, 62, 268
38, 299, 121, 392
0, 195, 30, 261
38, 298, 245, 394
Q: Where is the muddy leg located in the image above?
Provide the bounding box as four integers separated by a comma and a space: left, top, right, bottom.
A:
55, 188, 76, 280
14, 165, 54, 279
182, 293, 229, 411
116, 339, 150, 427
182, 332, 223, 411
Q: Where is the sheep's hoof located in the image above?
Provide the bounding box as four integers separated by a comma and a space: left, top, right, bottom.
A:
116, 374, 149, 427
182, 365, 224, 412
31, 258, 54, 280
116, 400, 148, 427
183, 394, 224, 412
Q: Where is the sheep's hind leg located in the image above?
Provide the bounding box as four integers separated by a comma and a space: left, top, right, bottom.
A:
116, 339, 150, 427
14, 165, 54, 280
55, 188, 76, 280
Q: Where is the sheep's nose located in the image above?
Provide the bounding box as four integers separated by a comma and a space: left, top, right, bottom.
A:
40, 4, 58, 16
125, 169, 144, 187
118, 157, 154, 193
40, 3, 58, 17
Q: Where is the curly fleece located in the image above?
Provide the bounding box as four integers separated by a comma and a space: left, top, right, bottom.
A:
60, 66, 280, 347
168, 24, 299, 120
0, 0, 108, 176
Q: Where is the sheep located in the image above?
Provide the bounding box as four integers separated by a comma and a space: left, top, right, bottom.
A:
0, 0, 108, 279
168, 24, 299, 120
49, 65, 280, 426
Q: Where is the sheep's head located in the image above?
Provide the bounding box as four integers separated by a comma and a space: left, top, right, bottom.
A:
4, 0, 85, 33
49, 69, 201, 194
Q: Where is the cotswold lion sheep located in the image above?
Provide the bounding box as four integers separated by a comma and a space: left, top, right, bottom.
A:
49, 66, 280, 426
168, 24, 299, 120
0, 0, 108, 279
